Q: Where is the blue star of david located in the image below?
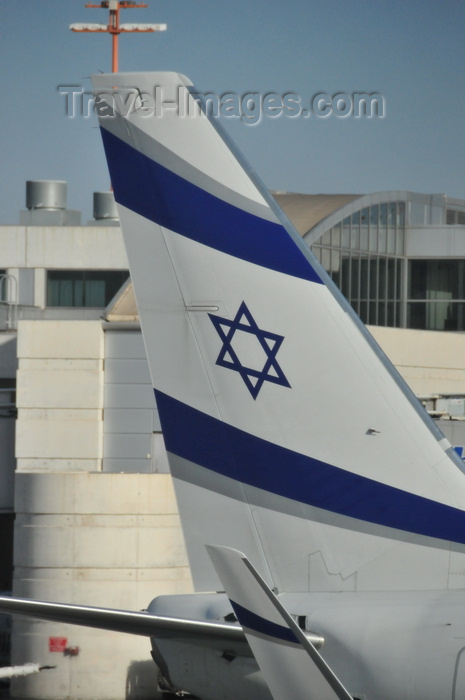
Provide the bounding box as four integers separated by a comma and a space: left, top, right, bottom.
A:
208, 301, 291, 399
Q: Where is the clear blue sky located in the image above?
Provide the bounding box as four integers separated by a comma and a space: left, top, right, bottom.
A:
1, 0, 464, 224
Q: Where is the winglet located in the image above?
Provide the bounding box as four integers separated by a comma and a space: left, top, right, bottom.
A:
206, 545, 353, 700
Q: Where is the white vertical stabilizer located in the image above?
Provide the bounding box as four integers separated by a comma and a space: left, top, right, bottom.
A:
92, 71, 465, 593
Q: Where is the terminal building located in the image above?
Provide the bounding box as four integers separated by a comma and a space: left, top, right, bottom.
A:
2, 182, 465, 699
276, 190, 465, 332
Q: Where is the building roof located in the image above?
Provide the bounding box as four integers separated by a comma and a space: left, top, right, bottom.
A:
272, 193, 360, 236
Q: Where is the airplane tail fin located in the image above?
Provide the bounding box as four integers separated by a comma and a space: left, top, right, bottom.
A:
207, 545, 353, 700
92, 71, 465, 594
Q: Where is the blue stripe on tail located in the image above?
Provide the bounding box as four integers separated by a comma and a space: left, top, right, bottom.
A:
99, 127, 322, 283
155, 390, 465, 546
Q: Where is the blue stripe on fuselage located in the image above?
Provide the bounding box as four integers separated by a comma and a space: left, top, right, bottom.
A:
229, 600, 299, 645
99, 127, 322, 283
155, 390, 465, 546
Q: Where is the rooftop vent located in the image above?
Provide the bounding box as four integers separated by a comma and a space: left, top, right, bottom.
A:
90, 191, 119, 226
93, 192, 118, 221
20, 180, 81, 226
26, 180, 67, 211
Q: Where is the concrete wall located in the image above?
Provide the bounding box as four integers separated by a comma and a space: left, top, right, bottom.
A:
12, 320, 193, 700
0, 227, 127, 270
12, 473, 191, 700
16, 321, 104, 473
369, 325, 465, 396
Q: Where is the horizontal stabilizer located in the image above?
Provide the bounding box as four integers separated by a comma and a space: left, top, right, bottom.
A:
0, 595, 247, 649
207, 545, 353, 700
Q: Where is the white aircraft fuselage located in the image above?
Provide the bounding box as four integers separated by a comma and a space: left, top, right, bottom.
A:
149, 589, 465, 700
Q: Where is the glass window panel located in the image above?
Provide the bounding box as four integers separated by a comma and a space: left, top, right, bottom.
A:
369, 227, 378, 252
351, 211, 360, 225
387, 259, 396, 299
396, 229, 404, 256
341, 225, 350, 249
331, 250, 341, 276
443, 302, 458, 330
454, 302, 465, 330
378, 301, 386, 327
369, 259, 378, 299
369, 301, 377, 325
386, 302, 393, 327
59, 279, 74, 307
457, 302, 465, 330
74, 279, 84, 307
407, 301, 460, 331
47, 270, 129, 307
85, 280, 105, 307
397, 202, 405, 226
350, 226, 359, 249
360, 208, 369, 226
360, 226, 369, 250
458, 261, 465, 300
331, 225, 341, 247
387, 229, 396, 255
47, 279, 60, 306
378, 259, 387, 300
379, 203, 387, 227
407, 302, 426, 329
409, 261, 427, 299
350, 257, 360, 299
370, 206, 379, 226
426, 261, 458, 300
410, 260, 460, 302
378, 227, 387, 254
425, 301, 455, 331
360, 257, 369, 300
320, 248, 331, 273
388, 203, 396, 226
